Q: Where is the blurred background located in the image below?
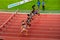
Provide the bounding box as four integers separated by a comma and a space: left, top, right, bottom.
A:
0, 0, 60, 13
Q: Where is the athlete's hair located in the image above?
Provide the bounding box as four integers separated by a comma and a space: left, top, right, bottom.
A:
32, 5, 35, 9
27, 14, 30, 16
22, 20, 24, 22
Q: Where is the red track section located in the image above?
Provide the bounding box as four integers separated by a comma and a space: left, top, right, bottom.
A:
0, 13, 60, 40
0, 13, 12, 26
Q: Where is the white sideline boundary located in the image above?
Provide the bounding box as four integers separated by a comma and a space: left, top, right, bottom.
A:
0, 12, 60, 14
